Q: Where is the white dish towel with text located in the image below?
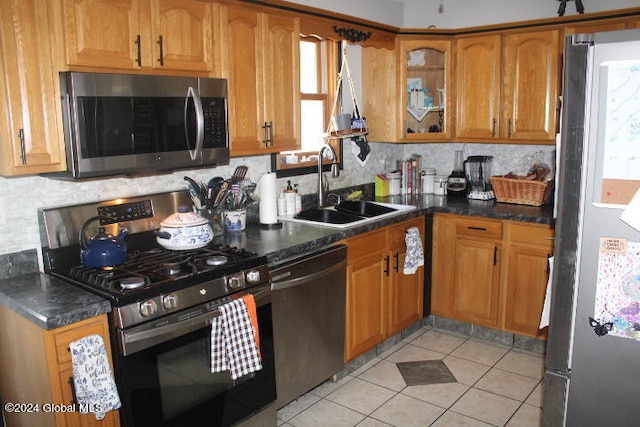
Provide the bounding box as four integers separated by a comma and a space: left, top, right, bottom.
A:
69, 334, 122, 420
210, 297, 262, 380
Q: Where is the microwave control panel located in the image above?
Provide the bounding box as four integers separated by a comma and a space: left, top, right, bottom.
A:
203, 97, 227, 146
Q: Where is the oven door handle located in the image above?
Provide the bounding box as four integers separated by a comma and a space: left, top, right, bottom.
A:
120, 308, 220, 356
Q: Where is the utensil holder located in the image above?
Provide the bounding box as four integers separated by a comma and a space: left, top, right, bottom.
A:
223, 210, 247, 232
196, 208, 224, 236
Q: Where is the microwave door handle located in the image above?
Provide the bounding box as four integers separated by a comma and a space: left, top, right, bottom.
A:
185, 86, 205, 161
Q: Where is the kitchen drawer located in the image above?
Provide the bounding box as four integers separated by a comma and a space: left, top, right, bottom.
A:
455, 217, 503, 240
51, 316, 108, 366
388, 217, 424, 248
346, 228, 387, 260
509, 222, 554, 247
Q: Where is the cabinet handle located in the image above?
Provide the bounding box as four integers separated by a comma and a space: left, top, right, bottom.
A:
491, 118, 496, 138
267, 121, 273, 146
508, 119, 512, 138
393, 252, 399, 272
493, 246, 498, 266
384, 255, 390, 276
157, 35, 164, 66
18, 128, 26, 165
67, 376, 78, 405
467, 226, 487, 231
261, 122, 269, 147
134, 34, 141, 66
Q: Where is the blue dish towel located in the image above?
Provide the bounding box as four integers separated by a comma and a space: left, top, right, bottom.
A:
210, 297, 262, 380
69, 334, 121, 420
404, 226, 425, 274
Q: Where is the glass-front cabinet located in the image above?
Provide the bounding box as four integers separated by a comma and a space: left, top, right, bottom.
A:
398, 38, 453, 142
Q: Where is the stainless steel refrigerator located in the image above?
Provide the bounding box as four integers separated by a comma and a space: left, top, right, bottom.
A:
544, 29, 640, 426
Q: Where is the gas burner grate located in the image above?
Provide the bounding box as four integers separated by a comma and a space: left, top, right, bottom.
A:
64, 245, 261, 296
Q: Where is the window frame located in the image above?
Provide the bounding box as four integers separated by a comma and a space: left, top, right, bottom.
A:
271, 37, 342, 178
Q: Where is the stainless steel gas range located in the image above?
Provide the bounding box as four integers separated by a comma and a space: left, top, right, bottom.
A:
38, 190, 276, 426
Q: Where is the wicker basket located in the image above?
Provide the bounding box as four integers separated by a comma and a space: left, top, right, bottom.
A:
490, 176, 554, 206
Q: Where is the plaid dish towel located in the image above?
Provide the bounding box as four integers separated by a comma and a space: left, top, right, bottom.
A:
211, 296, 262, 380
69, 334, 121, 420
403, 226, 424, 274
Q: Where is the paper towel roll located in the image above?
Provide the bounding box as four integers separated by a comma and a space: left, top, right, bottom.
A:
258, 172, 278, 224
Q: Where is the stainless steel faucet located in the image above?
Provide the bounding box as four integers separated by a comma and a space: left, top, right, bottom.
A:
317, 143, 339, 207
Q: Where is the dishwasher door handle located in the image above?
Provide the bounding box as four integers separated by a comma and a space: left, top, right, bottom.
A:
271, 257, 347, 291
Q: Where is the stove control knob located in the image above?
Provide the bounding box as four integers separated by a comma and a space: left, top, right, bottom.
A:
163, 293, 179, 310
227, 273, 245, 291
139, 300, 158, 317
246, 270, 261, 284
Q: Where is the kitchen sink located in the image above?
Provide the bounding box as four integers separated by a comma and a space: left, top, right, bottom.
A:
334, 200, 397, 217
294, 208, 364, 224
280, 201, 417, 229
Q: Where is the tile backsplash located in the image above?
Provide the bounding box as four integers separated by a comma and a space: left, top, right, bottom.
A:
0, 142, 554, 260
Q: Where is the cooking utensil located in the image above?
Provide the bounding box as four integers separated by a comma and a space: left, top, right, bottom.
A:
184, 176, 208, 209
79, 216, 128, 267
213, 181, 230, 207
231, 166, 248, 183
207, 176, 225, 208
154, 206, 213, 250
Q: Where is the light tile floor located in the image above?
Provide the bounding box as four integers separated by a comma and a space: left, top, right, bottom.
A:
276, 326, 544, 427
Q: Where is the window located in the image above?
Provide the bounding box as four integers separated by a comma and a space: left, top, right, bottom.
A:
271, 37, 341, 177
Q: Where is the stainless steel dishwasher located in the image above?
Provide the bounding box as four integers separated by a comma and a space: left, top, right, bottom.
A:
271, 245, 347, 409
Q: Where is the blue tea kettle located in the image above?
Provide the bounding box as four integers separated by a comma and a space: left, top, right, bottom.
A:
79, 216, 128, 268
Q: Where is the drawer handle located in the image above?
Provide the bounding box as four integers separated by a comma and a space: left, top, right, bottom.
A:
467, 226, 488, 231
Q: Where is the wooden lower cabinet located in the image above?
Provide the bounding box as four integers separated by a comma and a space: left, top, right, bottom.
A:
344, 217, 425, 362
503, 222, 554, 337
0, 307, 120, 427
453, 238, 501, 328
432, 213, 553, 338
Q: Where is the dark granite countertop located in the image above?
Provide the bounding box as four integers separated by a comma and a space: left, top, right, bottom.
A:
219, 193, 554, 266
0, 193, 553, 330
0, 272, 111, 330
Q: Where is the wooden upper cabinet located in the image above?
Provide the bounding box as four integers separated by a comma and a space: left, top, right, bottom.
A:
263, 13, 300, 153
455, 29, 559, 144
61, 0, 142, 69
563, 18, 637, 38
501, 30, 559, 142
398, 38, 454, 142
149, 0, 213, 71
362, 46, 398, 142
455, 35, 502, 140
60, 0, 214, 72
0, 0, 66, 175
219, 3, 299, 155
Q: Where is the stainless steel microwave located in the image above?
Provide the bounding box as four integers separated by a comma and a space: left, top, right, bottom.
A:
57, 72, 229, 179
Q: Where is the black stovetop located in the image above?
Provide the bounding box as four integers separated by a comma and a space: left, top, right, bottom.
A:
44, 233, 267, 306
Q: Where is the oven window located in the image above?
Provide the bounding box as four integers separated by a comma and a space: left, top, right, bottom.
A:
118, 303, 275, 427
157, 337, 230, 420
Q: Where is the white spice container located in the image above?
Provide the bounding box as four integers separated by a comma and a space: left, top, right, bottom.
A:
422, 168, 436, 193
434, 175, 448, 196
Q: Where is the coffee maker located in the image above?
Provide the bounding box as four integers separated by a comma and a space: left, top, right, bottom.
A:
464, 156, 495, 200
446, 150, 468, 197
